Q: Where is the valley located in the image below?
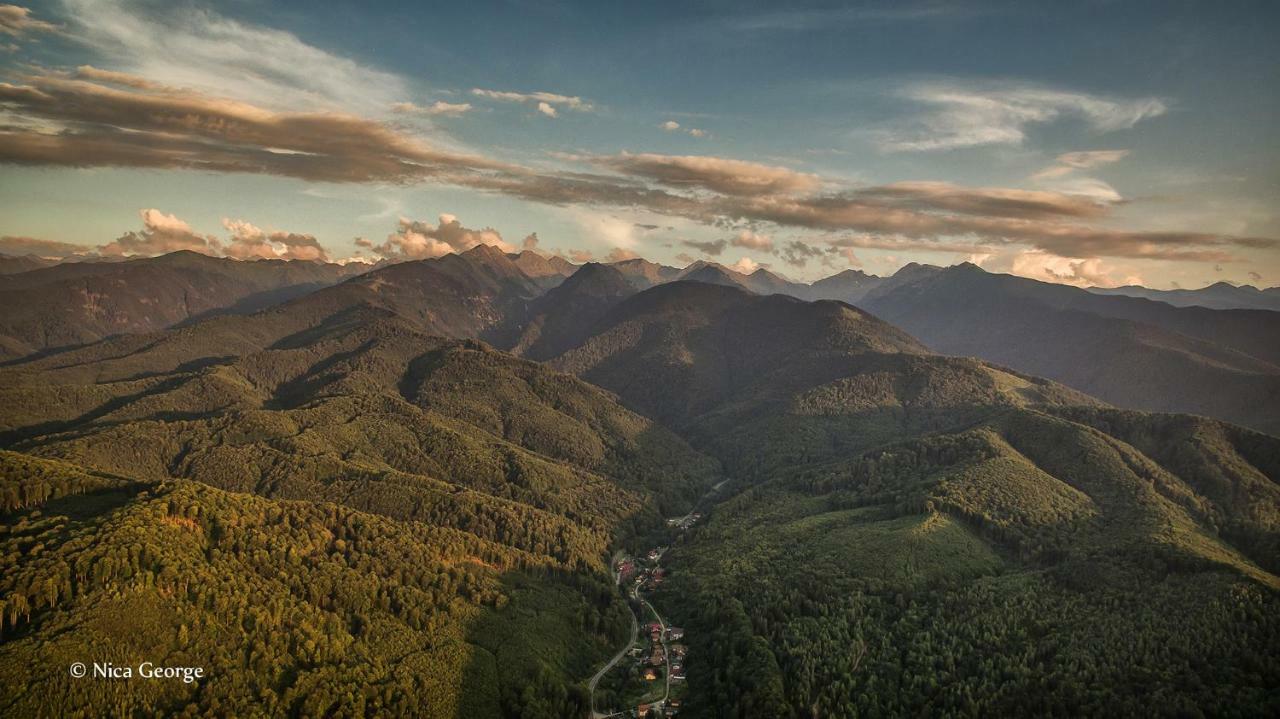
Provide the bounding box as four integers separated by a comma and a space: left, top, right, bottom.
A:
0, 247, 1276, 718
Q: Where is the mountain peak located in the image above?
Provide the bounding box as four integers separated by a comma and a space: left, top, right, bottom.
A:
461, 243, 510, 262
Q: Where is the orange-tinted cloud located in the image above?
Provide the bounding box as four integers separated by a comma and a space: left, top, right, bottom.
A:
98, 209, 221, 256
0, 71, 506, 183
369, 214, 511, 260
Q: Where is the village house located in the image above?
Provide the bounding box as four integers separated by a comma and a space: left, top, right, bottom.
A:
666, 626, 684, 641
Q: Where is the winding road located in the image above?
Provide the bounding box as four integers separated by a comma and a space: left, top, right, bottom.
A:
586, 478, 732, 717
588, 566, 639, 719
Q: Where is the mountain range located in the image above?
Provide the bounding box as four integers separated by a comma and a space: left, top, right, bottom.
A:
1, 245, 1277, 717
1090, 281, 1280, 311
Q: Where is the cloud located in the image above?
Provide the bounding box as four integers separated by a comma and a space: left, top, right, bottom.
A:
1033, 149, 1130, 180
833, 246, 861, 268
221, 219, 329, 261
779, 240, 825, 267
369, 214, 511, 261
0, 235, 88, 258
682, 238, 728, 256
0, 56, 1262, 273
449, 163, 1272, 264
606, 247, 640, 262
0, 4, 57, 38
593, 152, 821, 196
730, 229, 773, 251
725, 3, 984, 32
853, 181, 1112, 219
827, 233, 994, 255
522, 233, 540, 250
728, 257, 761, 274
660, 119, 708, 137
564, 208, 639, 249
881, 83, 1166, 152
0, 70, 506, 183
72, 65, 163, 90
470, 88, 593, 112
99, 209, 221, 256
1248, 271, 1262, 282
976, 249, 1143, 288
566, 248, 594, 263
57, 0, 404, 113
392, 100, 473, 117
674, 252, 696, 265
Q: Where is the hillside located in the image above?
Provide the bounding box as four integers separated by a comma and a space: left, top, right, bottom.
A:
0, 252, 367, 361
657, 406, 1280, 716
503, 263, 639, 361
0, 254, 58, 275
542, 281, 1105, 514
859, 263, 1280, 434
509, 250, 577, 290
0, 295, 722, 716
0, 245, 549, 384
804, 268, 885, 303
0, 454, 627, 718
1, 248, 1277, 718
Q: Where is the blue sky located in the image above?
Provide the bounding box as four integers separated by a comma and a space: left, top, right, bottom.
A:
1, 0, 1277, 287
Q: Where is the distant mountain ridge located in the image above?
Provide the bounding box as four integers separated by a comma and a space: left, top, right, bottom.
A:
859, 263, 1280, 434
1090, 281, 1280, 311
0, 251, 370, 361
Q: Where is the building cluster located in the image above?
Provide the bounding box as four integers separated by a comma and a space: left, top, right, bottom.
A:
611, 548, 692, 717
636, 698, 682, 718
665, 511, 702, 531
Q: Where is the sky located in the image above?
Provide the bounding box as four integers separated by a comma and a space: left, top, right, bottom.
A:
1, 0, 1277, 289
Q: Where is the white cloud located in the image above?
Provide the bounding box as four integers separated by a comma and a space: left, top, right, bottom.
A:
882, 83, 1166, 152
57, 0, 406, 113
564, 207, 638, 249
976, 248, 1143, 288
661, 119, 708, 137
1033, 149, 1130, 180
536, 101, 558, 118
392, 100, 472, 117
730, 229, 773, 251
728, 256, 761, 274
471, 88, 593, 112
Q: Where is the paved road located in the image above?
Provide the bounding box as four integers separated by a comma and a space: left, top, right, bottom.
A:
588, 573, 638, 719
586, 478, 731, 716
634, 576, 672, 705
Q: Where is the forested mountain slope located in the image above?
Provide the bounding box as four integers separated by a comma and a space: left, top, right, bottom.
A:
551, 281, 1094, 476
0, 278, 722, 716
860, 263, 1280, 434
0, 453, 627, 717
1, 245, 1277, 718
658, 406, 1280, 716
0, 252, 366, 361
